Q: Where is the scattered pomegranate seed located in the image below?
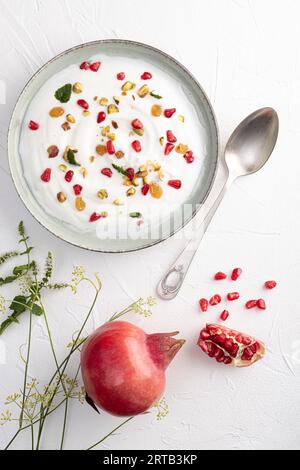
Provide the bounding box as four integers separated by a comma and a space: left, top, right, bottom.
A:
257, 299, 266, 310
184, 151, 194, 164
89, 61, 101, 72
220, 310, 229, 321
164, 108, 176, 118
28, 120, 39, 130
106, 140, 115, 155
89, 212, 102, 222
168, 180, 182, 189
199, 298, 208, 312
126, 168, 135, 181
131, 119, 143, 129
117, 72, 125, 80
77, 99, 89, 110
40, 168, 51, 182
97, 111, 106, 123
65, 170, 74, 183
80, 61, 90, 70
209, 295, 221, 306
73, 184, 82, 196
245, 300, 257, 309
164, 143, 175, 155
166, 130, 177, 143
132, 140, 142, 152
227, 292, 240, 301
141, 184, 150, 196
231, 268, 242, 281
101, 168, 112, 178
214, 272, 227, 281
141, 72, 152, 80
265, 280, 277, 289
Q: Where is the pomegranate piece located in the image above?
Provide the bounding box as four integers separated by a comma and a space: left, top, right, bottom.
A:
89, 212, 102, 222
101, 168, 113, 178
141, 184, 150, 196
199, 298, 208, 312
265, 280, 277, 289
106, 140, 115, 155
77, 99, 89, 110
89, 61, 101, 72
197, 323, 265, 367
168, 180, 182, 190
97, 111, 106, 123
40, 168, 51, 182
227, 292, 240, 301
73, 184, 82, 196
231, 267, 242, 281
117, 72, 125, 80
126, 168, 135, 181
166, 130, 177, 143
131, 118, 143, 130
80, 61, 90, 70
184, 151, 195, 164
164, 108, 176, 118
220, 310, 229, 322
257, 299, 266, 310
246, 300, 257, 309
214, 272, 227, 281
209, 294, 221, 306
131, 140, 142, 152
141, 72, 152, 80
81, 321, 185, 416
29, 120, 39, 130
65, 170, 74, 183
164, 143, 175, 156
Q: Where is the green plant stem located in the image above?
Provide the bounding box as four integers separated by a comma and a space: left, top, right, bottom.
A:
87, 416, 135, 450
19, 308, 33, 429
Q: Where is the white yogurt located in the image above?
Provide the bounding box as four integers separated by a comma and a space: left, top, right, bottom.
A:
19, 54, 206, 235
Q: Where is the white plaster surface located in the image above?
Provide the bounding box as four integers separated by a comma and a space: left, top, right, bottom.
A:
0, 0, 299, 450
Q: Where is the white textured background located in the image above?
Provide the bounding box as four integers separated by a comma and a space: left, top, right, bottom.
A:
0, 0, 299, 450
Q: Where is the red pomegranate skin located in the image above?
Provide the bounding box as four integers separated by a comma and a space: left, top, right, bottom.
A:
81, 321, 185, 417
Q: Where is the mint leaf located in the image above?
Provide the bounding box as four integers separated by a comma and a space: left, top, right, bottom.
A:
55, 83, 72, 103
66, 149, 80, 166
129, 212, 142, 218
112, 163, 127, 176
32, 304, 43, 316
9, 295, 28, 315
150, 91, 163, 99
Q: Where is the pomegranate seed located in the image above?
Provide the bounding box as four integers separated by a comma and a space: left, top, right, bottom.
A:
209, 294, 221, 306
117, 72, 125, 80
126, 168, 135, 181
265, 280, 277, 289
164, 143, 175, 155
101, 168, 112, 178
131, 119, 143, 130
89, 61, 101, 72
106, 140, 115, 155
241, 347, 254, 361
141, 184, 150, 196
166, 130, 177, 143
231, 343, 239, 358
131, 140, 142, 152
65, 170, 74, 183
216, 351, 225, 363
89, 212, 102, 222
236, 334, 243, 343
245, 300, 257, 309
97, 111, 106, 123
220, 310, 229, 321
73, 184, 82, 196
77, 99, 89, 110
257, 299, 266, 310
242, 336, 252, 346
199, 298, 208, 312
168, 180, 182, 189
223, 356, 232, 365
200, 329, 211, 340
80, 61, 90, 70
231, 268, 242, 281
214, 272, 227, 281
141, 72, 152, 80
164, 108, 176, 118
184, 151, 194, 164
40, 168, 51, 182
227, 292, 240, 301
28, 120, 39, 130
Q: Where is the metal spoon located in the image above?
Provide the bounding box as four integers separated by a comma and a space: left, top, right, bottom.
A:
157, 107, 279, 300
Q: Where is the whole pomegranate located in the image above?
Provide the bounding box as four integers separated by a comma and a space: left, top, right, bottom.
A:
81, 321, 185, 416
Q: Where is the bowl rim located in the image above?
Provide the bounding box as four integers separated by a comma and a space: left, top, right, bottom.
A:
8, 38, 220, 254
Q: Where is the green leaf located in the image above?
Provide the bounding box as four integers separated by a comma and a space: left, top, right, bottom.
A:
9, 295, 28, 315
13, 264, 29, 276
32, 304, 43, 316
112, 163, 127, 176
0, 275, 18, 286
0, 251, 19, 266
129, 212, 142, 219
20, 247, 33, 256
150, 91, 163, 99
66, 149, 80, 166
54, 83, 72, 103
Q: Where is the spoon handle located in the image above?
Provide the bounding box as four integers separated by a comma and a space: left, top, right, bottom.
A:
157, 177, 232, 300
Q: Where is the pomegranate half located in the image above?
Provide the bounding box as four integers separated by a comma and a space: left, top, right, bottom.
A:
81, 321, 185, 416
